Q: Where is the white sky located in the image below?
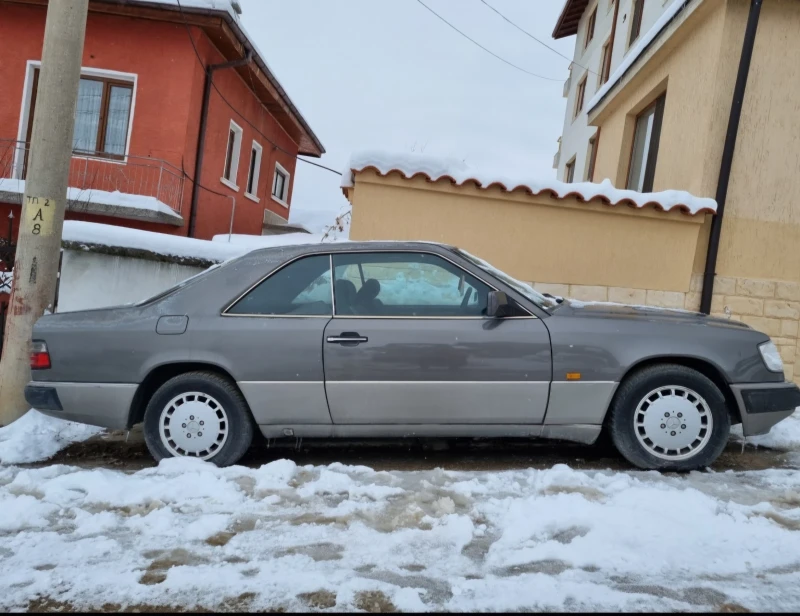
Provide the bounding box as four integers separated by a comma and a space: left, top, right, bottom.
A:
239, 0, 574, 232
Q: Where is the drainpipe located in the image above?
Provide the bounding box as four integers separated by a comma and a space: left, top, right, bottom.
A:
187, 51, 253, 238
700, 0, 762, 314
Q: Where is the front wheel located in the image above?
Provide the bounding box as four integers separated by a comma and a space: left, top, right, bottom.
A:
608, 364, 730, 471
143, 371, 254, 467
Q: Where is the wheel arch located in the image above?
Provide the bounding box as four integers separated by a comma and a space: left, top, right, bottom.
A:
126, 361, 241, 428
605, 356, 741, 426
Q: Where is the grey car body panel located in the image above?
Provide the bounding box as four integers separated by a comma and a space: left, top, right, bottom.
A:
32, 383, 136, 430
545, 382, 618, 425
322, 317, 551, 424
28, 240, 795, 443
546, 301, 781, 384
730, 382, 798, 436
239, 381, 331, 425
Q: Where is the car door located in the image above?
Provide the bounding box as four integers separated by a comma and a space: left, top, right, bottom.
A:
323, 250, 552, 425
216, 253, 334, 427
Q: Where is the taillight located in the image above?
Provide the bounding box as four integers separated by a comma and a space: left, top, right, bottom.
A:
30, 340, 51, 370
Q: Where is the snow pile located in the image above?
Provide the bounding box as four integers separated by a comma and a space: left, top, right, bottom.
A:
0, 410, 101, 465
2, 460, 800, 611
342, 150, 717, 215
63, 220, 247, 263
0, 179, 181, 220
734, 409, 800, 450
588, 0, 692, 111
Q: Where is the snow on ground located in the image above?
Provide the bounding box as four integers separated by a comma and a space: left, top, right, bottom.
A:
0, 410, 101, 466
2, 458, 800, 611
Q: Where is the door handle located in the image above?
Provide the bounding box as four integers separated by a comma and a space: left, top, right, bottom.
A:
326, 332, 368, 345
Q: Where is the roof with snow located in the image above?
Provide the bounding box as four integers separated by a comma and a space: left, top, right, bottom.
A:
90, 0, 324, 157
588, 0, 696, 113
341, 150, 717, 216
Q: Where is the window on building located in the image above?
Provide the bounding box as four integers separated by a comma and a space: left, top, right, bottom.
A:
585, 7, 597, 48
586, 135, 599, 182
245, 141, 263, 199
629, 0, 645, 46
28, 68, 134, 160
599, 39, 612, 85
222, 120, 243, 188
227, 255, 332, 316
272, 162, 290, 206
574, 75, 587, 118
627, 94, 666, 192
565, 158, 576, 183
331, 252, 491, 317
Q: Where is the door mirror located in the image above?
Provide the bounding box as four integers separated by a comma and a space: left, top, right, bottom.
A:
487, 291, 511, 318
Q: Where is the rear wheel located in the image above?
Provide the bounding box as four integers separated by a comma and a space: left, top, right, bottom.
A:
608, 364, 730, 471
143, 371, 254, 467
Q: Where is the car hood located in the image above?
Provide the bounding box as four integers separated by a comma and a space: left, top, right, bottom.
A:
550, 299, 750, 329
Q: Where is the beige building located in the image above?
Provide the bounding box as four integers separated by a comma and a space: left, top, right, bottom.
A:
343, 0, 800, 386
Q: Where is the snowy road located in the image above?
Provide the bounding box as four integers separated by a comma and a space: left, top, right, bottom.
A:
1, 412, 800, 612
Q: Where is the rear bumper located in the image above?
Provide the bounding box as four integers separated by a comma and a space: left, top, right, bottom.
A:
730, 382, 800, 436
25, 382, 137, 430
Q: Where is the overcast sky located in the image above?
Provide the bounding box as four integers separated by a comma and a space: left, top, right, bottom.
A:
239, 0, 573, 232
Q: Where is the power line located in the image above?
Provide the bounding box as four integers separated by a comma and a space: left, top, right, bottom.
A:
415, 0, 562, 82
175, 0, 342, 176
478, 0, 599, 77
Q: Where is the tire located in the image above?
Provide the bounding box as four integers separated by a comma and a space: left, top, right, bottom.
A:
143, 371, 255, 467
608, 364, 730, 471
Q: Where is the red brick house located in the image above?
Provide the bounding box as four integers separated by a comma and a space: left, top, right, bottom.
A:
0, 0, 324, 241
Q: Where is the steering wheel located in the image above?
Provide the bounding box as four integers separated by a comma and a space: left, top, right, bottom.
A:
460, 287, 473, 308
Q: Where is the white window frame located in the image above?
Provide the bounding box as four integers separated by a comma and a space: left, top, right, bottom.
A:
244, 140, 263, 202
271, 161, 290, 207
14, 60, 138, 174
221, 120, 243, 191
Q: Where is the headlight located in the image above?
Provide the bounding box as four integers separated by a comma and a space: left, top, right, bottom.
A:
759, 341, 784, 373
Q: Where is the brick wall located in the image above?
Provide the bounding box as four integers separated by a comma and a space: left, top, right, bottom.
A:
533, 275, 800, 386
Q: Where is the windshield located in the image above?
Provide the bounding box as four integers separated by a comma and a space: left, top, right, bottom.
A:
454, 249, 558, 310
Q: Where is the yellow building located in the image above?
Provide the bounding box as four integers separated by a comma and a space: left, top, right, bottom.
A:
344, 0, 800, 385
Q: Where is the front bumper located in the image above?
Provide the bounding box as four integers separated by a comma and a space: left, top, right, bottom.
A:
25, 382, 137, 430
730, 382, 800, 436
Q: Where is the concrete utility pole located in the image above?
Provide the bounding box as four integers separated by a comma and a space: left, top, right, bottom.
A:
0, 0, 89, 426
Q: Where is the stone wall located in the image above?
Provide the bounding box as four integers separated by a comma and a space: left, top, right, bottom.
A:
533, 274, 800, 386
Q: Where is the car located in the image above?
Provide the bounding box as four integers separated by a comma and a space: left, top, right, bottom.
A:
25, 241, 800, 471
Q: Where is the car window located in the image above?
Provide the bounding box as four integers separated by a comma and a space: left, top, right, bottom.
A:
332, 252, 490, 317
227, 254, 332, 316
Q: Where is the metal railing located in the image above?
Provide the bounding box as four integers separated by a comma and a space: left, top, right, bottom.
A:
0, 139, 185, 216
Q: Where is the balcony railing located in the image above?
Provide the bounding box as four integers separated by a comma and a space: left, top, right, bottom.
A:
0, 139, 185, 216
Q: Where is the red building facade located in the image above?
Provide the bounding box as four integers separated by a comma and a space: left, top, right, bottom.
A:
0, 0, 324, 241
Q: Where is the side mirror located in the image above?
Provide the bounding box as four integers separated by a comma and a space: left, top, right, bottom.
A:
487, 291, 511, 318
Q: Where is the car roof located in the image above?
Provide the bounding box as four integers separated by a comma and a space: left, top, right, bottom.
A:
246, 240, 457, 259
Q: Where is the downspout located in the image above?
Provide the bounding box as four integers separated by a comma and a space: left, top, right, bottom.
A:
187, 51, 253, 238
700, 0, 762, 314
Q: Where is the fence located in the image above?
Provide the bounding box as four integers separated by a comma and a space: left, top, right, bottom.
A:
0, 139, 185, 215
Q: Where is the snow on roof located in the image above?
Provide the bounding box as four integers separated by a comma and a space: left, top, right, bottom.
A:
63, 221, 245, 263
587, 0, 693, 112
61, 223, 337, 265
342, 150, 717, 216
0, 179, 182, 221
